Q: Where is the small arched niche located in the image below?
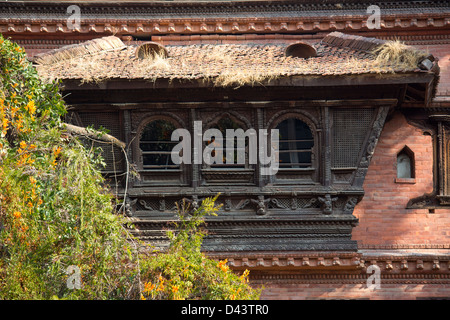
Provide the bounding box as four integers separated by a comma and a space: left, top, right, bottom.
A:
396, 146, 415, 182
135, 42, 168, 60
285, 42, 317, 59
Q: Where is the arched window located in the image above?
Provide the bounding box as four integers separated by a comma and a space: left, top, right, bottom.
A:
139, 119, 178, 170
276, 118, 314, 169
397, 146, 415, 179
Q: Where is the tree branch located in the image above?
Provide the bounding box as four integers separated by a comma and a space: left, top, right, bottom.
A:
62, 123, 126, 149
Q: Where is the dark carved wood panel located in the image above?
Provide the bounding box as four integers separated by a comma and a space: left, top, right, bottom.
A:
332, 108, 375, 169
65, 83, 397, 252
72, 111, 125, 173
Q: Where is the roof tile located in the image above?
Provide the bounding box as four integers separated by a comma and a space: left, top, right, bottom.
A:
35, 32, 433, 87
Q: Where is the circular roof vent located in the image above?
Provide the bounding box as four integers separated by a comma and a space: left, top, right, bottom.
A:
136, 42, 168, 60
285, 42, 317, 59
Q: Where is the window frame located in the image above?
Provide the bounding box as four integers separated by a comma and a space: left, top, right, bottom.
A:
276, 118, 315, 170
139, 118, 180, 171
396, 145, 416, 182
202, 115, 253, 170
200, 113, 256, 186
134, 115, 187, 186
268, 113, 319, 184
438, 122, 450, 203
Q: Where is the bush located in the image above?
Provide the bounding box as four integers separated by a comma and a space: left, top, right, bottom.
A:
140, 195, 261, 300
0, 34, 136, 299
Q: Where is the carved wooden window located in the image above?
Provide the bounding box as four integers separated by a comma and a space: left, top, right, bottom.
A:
201, 115, 255, 185
332, 108, 375, 169
139, 119, 179, 170
204, 116, 249, 169
438, 122, 450, 203
276, 118, 314, 169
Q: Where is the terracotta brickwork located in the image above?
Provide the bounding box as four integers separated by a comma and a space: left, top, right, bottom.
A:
352, 111, 450, 247
259, 283, 450, 300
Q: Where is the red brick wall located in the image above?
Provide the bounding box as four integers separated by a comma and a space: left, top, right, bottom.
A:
259, 283, 450, 300
352, 111, 450, 247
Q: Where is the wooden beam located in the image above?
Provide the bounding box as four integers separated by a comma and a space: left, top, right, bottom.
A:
406, 84, 426, 100
61, 73, 435, 91
68, 99, 399, 111
401, 102, 428, 108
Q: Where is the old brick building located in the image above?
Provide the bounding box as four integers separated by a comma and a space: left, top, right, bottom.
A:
1, 0, 449, 299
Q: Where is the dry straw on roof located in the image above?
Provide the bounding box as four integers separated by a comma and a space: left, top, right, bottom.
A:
32, 36, 125, 65
34, 33, 435, 88
372, 40, 428, 70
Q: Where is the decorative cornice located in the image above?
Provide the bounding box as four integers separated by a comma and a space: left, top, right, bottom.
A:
208, 250, 449, 265
1, 1, 449, 36
1, 1, 449, 16
249, 273, 450, 284
205, 251, 450, 283
208, 252, 362, 269
2, 17, 449, 36
358, 244, 450, 250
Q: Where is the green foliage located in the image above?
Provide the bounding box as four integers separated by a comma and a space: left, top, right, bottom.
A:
0, 35, 136, 299
140, 195, 261, 300
0, 35, 260, 300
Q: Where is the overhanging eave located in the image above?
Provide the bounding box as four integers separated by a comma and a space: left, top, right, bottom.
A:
60, 73, 436, 91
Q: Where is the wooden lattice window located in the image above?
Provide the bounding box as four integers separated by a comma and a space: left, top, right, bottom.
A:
139, 119, 179, 170
438, 122, 450, 202
276, 118, 314, 169
332, 108, 374, 169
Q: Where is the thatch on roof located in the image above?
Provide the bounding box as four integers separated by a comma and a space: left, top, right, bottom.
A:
33, 33, 437, 88
32, 36, 125, 65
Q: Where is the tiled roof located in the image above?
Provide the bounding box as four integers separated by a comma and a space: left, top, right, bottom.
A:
34, 32, 437, 87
